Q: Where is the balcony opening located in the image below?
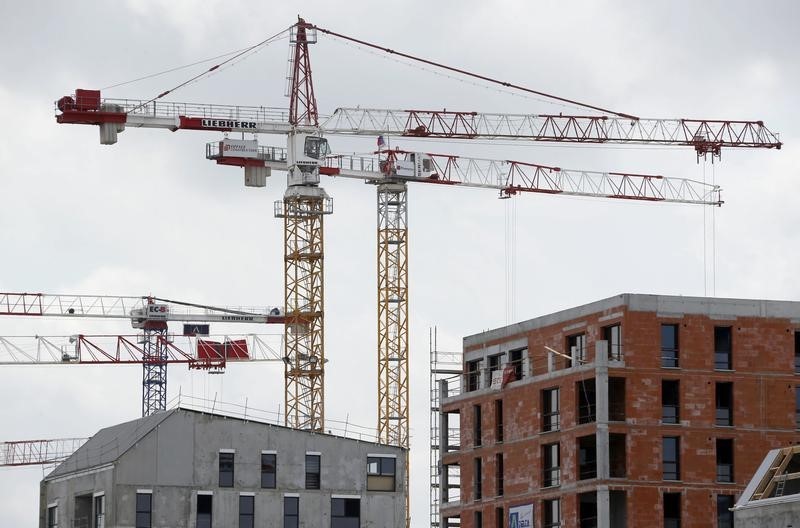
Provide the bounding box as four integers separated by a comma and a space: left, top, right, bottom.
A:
608, 377, 626, 421
715, 382, 733, 426
578, 491, 597, 528
662, 380, 680, 424
609, 433, 627, 478
714, 326, 733, 370
576, 378, 596, 424
578, 434, 597, 480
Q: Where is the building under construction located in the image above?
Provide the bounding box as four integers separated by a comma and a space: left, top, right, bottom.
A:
436, 293, 800, 527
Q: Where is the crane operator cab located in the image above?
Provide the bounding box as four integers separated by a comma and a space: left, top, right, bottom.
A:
287, 132, 330, 187
391, 152, 437, 179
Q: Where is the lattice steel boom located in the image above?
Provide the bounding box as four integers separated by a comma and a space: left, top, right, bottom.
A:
0, 438, 88, 467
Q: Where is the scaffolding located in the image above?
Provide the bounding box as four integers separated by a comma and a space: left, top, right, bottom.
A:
429, 327, 462, 528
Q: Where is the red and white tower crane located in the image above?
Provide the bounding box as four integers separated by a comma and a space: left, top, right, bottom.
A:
51, 17, 782, 526
0, 292, 284, 416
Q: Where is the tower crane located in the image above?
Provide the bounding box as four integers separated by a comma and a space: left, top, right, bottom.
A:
51, 18, 782, 526
0, 292, 284, 416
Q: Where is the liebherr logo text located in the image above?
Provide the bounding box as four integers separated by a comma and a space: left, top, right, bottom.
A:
221, 316, 256, 321
202, 119, 257, 129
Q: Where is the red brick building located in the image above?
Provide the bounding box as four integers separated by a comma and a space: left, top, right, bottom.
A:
438, 294, 800, 528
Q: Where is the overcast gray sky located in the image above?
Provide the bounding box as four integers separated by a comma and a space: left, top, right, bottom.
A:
1, 1, 798, 525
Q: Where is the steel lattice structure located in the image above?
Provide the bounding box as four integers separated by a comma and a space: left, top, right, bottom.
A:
322, 108, 782, 158
141, 326, 169, 416
276, 195, 331, 431
377, 181, 410, 522
0, 438, 88, 467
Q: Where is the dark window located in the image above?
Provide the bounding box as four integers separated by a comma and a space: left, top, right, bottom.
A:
474, 510, 483, 528
714, 327, 733, 370
305, 454, 321, 489
796, 386, 800, 429
716, 495, 734, 528
542, 442, 561, 487
495, 453, 504, 496
261, 453, 276, 488
567, 333, 586, 367
609, 433, 627, 478
367, 456, 396, 491
474, 404, 482, 447
135, 493, 151, 528
197, 494, 212, 528
664, 492, 681, 528
577, 378, 596, 424
608, 377, 626, 421
331, 498, 360, 528
543, 498, 561, 528
474, 457, 482, 500
94, 495, 105, 528
662, 380, 680, 424
495, 507, 504, 528
604, 324, 622, 361
509, 348, 525, 380
716, 439, 734, 483
579, 491, 597, 528
542, 388, 560, 432
795, 331, 800, 374
495, 399, 504, 442
578, 435, 597, 480
467, 359, 481, 392
663, 436, 681, 480
219, 452, 234, 487
715, 382, 733, 426
47, 506, 58, 528
239, 496, 254, 528
661, 324, 680, 368
283, 496, 299, 528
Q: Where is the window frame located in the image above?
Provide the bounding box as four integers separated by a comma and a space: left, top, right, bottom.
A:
576, 378, 597, 424
662, 379, 680, 424
331, 497, 360, 528
261, 452, 277, 489
495, 452, 504, 496
715, 382, 734, 427
663, 436, 681, 481
239, 495, 255, 528
473, 404, 482, 447
495, 399, 504, 442
661, 324, 680, 368
47, 504, 58, 528
714, 326, 733, 370
566, 333, 586, 367
283, 496, 299, 528
716, 494, 734, 528
135, 493, 152, 528
578, 434, 597, 480
541, 387, 560, 432
473, 457, 482, 500
219, 451, 235, 488
663, 492, 681, 528
94, 494, 105, 528
603, 324, 622, 361
542, 442, 561, 488
543, 498, 561, 528
196, 493, 213, 528
716, 438, 734, 483
366, 456, 396, 492
305, 453, 321, 490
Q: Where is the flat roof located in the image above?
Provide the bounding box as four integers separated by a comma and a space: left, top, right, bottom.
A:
465, 293, 800, 348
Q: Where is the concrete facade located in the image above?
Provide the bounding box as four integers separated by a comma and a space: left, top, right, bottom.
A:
40, 408, 405, 528
440, 294, 800, 528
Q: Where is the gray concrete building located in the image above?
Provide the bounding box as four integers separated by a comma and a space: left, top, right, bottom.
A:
733, 445, 800, 527
40, 407, 406, 528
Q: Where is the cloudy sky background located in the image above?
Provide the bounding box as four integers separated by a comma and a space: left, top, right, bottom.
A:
1, 1, 798, 525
